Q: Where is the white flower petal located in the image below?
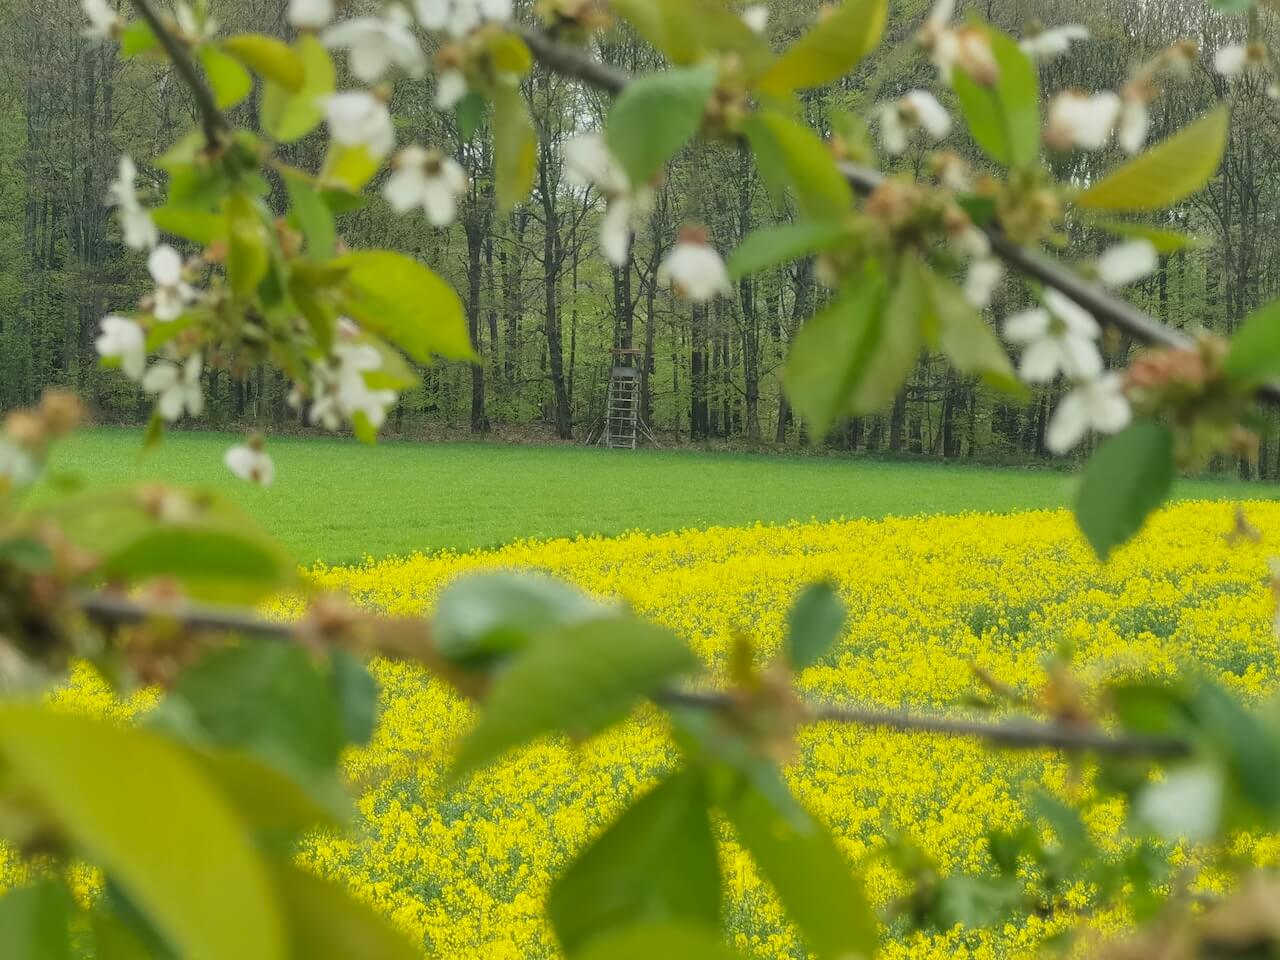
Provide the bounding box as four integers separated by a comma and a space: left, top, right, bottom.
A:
1118, 99, 1149, 155
1097, 240, 1158, 288
1214, 44, 1249, 76
1019, 338, 1065, 384
1138, 765, 1222, 842
1046, 390, 1088, 453
147, 244, 183, 286
964, 259, 1003, 308
1045, 289, 1100, 338
288, 0, 332, 29
1002, 307, 1050, 344
742, 4, 769, 33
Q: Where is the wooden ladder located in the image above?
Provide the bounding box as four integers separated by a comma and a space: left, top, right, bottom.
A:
604, 367, 640, 449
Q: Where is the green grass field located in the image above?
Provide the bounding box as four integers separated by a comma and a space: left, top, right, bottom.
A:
38, 428, 1275, 563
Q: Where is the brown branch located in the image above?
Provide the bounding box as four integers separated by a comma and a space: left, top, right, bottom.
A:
517, 29, 1280, 405
129, 0, 227, 147
77, 592, 1191, 758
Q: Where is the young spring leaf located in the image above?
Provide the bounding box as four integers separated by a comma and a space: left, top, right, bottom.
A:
1077, 107, 1229, 212
285, 174, 337, 260
200, 47, 253, 110
449, 615, 698, 780
1084, 217, 1201, 254
120, 20, 158, 58
227, 193, 270, 300
549, 768, 721, 956
261, 35, 333, 143
952, 27, 1040, 170
785, 581, 846, 671
848, 252, 926, 414
924, 271, 1021, 394
574, 922, 748, 960
1190, 680, 1280, 813
606, 65, 718, 187
271, 863, 420, 960
222, 34, 305, 92
609, 0, 771, 74
728, 221, 850, 280
755, 0, 887, 96
1223, 299, 1280, 387
0, 881, 72, 960
722, 773, 878, 960
1075, 420, 1175, 561
330, 649, 379, 747
493, 84, 536, 213
745, 111, 854, 221
150, 207, 226, 246
333, 250, 473, 362
0, 706, 285, 959
781, 276, 887, 438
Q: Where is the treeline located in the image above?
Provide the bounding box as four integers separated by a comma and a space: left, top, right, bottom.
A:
3, 0, 1280, 472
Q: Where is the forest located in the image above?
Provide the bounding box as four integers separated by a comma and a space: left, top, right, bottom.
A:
0, 0, 1275, 467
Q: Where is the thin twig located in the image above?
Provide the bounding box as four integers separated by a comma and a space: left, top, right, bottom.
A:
518, 29, 1280, 404
76, 593, 1191, 758
129, 0, 227, 146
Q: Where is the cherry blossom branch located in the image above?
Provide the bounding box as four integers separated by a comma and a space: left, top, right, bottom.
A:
129, 0, 228, 146
76, 591, 1191, 758
518, 29, 1280, 405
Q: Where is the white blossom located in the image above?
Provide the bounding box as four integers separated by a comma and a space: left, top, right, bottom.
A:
742, 4, 769, 33
224, 443, 275, 486
384, 146, 469, 227
435, 68, 468, 109
107, 155, 158, 251
95, 315, 146, 381
1137, 765, 1222, 842
1214, 43, 1251, 76
323, 7, 425, 83
415, 0, 511, 37
1046, 372, 1131, 453
919, 0, 998, 86
565, 134, 654, 268
1097, 239, 1158, 288
147, 245, 197, 322
658, 231, 732, 303
142, 353, 204, 422
0, 439, 39, 489
289, 0, 333, 29
1045, 91, 1121, 151
1003, 289, 1102, 384
1117, 95, 1150, 155
81, 0, 120, 40
1019, 24, 1088, 61
324, 92, 396, 158
964, 258, 1003, 309
307, 331, 399, 432
878, 91, 950, 156
175, 2, 217, 41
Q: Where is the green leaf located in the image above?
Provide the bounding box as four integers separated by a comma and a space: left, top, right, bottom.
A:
952, 27, 1040, 169
285, 174, 336, 260
493, 85, 535, 213
272, 863, 420, 960
151, 206, 226, 245
0, 881, 72, 960
200, 47, 253, 110
755, 0, 887, 96
1224, 299, 1280, 386
223, 34, 305, 92
933, 875, 1023, 929
1211, 0, 1256, 12
120, 20, 158, 58
90, 911, 154, 960
484, 31, 533, 74
173, 644, 347, 781
781, 276, 886, 438
0, 536, 53, 574
1078, 107, 1228, 212
848, 253, 926, 414
323, 144, 382, 192
456, 91, 488, 143
550, 768, 720, 956
331, 649, 378, 747
434, 572, 606, 663
924, 271, 1020, 393
333, 250, 474, 362
745, 111, 853, 221
1086, 217, 1201, 254
1075, 421, 1175, 560
450, 615, 698, 780
227, 193, 270, 300
606, 65, 717, 186
0, 706, 285, 959
1191, 680, 1280, 811
723, 774, 877, 960
728, 221, 850, 279
187, 749, 347, 839
610, 0, 772, 74
261, 35, 333, 143
574, 922, 747, 960
785, 581, 845, 671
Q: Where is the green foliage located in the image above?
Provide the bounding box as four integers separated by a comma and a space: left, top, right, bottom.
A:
785, 581, 845, 671
1224, 299, 1280, 386
1074, 421, 1175, 561
151, 206, 227, 245
952, 28, 1040, 170
849, 252, 926, 414
1077, 108, 1229, 212
549, 768, 721, 956
610, 0, 771, 74
606, 65, 718, 186
1086, 218, 1201, 254
493, 85, 536, 213
728, 221, 851, 279
200, 47, 253, 110
746, 110, 853, 220
222, 34, 305, 92
450, 615, 698, 779
271, 863, 421, 959
755, 0, 888, 96
923, 272, 1020, 394
284, 174, 337, 260
0, 881, 73, 960
261, 36, 333, 143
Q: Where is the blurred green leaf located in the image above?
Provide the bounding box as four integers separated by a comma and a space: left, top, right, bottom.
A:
200, 47, 253, 110
933, 875, 1022, 929
549, 768, 720, 956
334, 249, 473, 362
493, 85, 536, 213
0, 706, 285, 959
456, 92, 488, 143
151, 206, 226, 245
272, 863, 420, 959
745, 111, 853, 221
285, 174, 336, 260
228, 193, 270, 300
262, 35, 333, 143
484, 31, 533, 74
785, 581, 845, 671
187, 748, 347, 839
223, 34, 305, 92
606, 65, 717, 186
755, 0, 887, 96
1075, 421, 1175, 561
728, 221, 850, 279
434, 572, 606, 662
611, 0, 771, 73
1224, 299, 1280, 386
1109, 682, 1191, 735
120, 20, 158, 58
953, 27, 1039, 169
1191, 680, 1280, 812
451, 615, 698, 780
723, 773, 877, 960
924, 271, 1020, 393
90, 910, 154, 960
575, 922, 747, 960
849, 252, 926, 414
0, 536, 53, 573
1078, 108, 1228, 212
0, 881, 72, 960
330, 649, 378, 747
1086, 217, 1201, 254
323, 144, 382, 192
